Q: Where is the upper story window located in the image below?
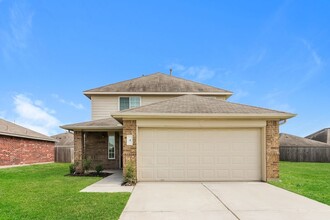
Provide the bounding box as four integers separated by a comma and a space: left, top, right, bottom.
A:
119, 96, 141, 111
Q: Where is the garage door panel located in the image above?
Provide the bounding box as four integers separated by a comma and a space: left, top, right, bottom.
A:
140, 169, 154, 180
140, 143, 154, 154
140, 156, 154, 167
169, 156, 185, 166
138, 128, 261, 181
171, 169, 185, 179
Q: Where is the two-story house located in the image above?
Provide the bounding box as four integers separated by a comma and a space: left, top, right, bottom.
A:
62, 72, 295, 182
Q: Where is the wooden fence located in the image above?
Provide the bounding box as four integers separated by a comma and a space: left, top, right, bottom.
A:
55, 147, 74, 163
280, 146, 330, 162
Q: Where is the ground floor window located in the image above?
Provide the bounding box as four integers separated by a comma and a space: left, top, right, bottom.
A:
108, 134, 115, 159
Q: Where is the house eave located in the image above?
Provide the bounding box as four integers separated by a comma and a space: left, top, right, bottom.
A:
60, 125, 123, 131
0, 132, 56, 142
84, 91, 233, 99
112, 113, 296, 121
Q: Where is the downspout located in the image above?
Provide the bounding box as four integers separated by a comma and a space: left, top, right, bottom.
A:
279, 119, 287, 126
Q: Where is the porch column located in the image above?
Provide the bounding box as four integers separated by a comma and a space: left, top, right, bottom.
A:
74, 131, 84, 173
266, 120, 279, 181
122, 120, 137, 178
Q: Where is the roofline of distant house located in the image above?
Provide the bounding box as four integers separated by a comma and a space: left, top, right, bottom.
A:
305, 128, 330, 138
0, 131, 56, 142
112, 113, 296, 121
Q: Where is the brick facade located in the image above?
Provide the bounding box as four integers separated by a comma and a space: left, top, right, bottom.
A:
73, 131, 84, 173
122, 120, 137, 177
266, 120, 280, 180
0, 135, 54, 166
84, 132, 120, 169
73, 131, 121, 172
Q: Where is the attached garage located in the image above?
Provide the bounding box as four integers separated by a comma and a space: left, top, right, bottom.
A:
113, 95, 295, 182
138, 127, 262, 181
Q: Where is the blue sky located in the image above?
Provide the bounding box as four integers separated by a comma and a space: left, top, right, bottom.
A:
0, 0, 329, 136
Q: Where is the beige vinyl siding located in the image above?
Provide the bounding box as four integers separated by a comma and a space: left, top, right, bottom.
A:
91, 95, 228, 120
91, 95, 177, 120
141, 95, 177, 106
91, 96, 118, 120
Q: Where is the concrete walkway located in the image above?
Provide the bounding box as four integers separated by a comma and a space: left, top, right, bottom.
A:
80, 170, 134, 193
120, 182, 330, 220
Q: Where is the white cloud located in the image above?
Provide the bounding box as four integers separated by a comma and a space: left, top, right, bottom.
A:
52, 94, 84, 110
241, 49, 267, 71
13, 94, 61, 135
169, 64, 216, 81
301, 39, 322, 67
0, 1, 34, 60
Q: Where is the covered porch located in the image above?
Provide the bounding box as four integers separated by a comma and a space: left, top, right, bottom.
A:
61, 117, 123, 173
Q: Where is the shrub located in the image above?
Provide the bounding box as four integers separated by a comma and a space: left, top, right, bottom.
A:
124, 161, 136, 185
83, 159, 92, 173
69, 164, 75, 174
95, 165, 104, 175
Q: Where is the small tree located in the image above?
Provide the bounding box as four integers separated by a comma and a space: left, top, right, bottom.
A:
83, 159, 92, 174
69, 164, 75, 174
69, 162, 79, 174
95, 164, 104, 175
124, 161, 136, 185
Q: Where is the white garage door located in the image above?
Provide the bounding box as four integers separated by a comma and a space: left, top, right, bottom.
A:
138, 128, 261, 181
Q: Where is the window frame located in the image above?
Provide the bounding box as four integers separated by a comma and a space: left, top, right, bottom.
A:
118, 96, 141, 111
108, 133, 115, 160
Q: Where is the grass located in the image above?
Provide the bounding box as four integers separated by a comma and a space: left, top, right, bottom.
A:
269, 161, 330, 205
0, 163, 130, 220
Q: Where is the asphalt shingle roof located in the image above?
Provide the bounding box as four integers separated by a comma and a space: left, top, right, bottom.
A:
84, 72, 232, 95
61, 117, 122, 130
280, 133, 330, 148
0, 118, 55, 142
51, 132, 74, 147
117, 94, 295, 117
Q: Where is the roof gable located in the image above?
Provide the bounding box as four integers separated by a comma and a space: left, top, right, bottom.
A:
84, 72, 232, 97
113, 95, 295, 119
0, 118, 55, 142
61, 117, 122, 130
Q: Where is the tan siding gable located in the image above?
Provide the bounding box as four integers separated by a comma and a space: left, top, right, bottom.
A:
91, 96, 118, 120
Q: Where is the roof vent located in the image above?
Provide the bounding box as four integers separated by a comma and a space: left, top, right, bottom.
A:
169, 68, 172, 76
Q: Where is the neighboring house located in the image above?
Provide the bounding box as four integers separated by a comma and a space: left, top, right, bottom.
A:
305, 128, 330, 145
61, 72, 295, 181
52, 132, 74, 163
280, 133, 330, 162
52, 132, 74, 148
0, 118, 55, 166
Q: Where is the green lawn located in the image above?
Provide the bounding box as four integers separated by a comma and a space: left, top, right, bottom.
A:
0, 163, 130, 220
270, 161, 330, 205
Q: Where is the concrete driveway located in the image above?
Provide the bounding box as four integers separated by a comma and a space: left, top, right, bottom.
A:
120, 182, 330, 220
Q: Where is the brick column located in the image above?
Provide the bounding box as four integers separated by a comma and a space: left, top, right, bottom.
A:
266, 120, 279, 180
123, 120, 137, 177
74, 131, 84, 173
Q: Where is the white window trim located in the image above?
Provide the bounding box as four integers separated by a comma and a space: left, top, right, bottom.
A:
118, 96, 141, 111
108, 133, 115, 160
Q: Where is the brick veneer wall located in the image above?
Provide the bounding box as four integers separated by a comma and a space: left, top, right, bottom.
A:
0, 135, 54, 166
123, 120, 137, 177
84, 132, 120, 169
266, 120, 280, 180
73, 131, 84, 173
